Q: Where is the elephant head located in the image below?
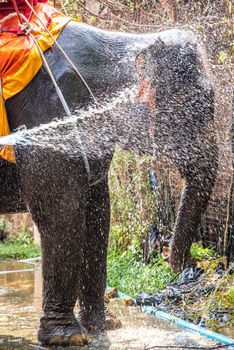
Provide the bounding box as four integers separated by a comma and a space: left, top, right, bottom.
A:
134, 36, 218, 272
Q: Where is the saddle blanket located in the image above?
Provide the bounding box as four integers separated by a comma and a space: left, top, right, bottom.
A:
0, 2, 71, 162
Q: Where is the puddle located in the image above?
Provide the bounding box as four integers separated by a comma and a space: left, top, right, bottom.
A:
0, 261, 231, 349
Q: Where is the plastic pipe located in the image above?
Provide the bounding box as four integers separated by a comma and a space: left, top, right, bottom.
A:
144, 306, 234, 347
0, 268, 39, 274
18, 257, 42, 266
19, 257, 41, 262
115, 290, 234, 348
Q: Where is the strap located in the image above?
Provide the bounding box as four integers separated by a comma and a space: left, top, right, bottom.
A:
30, 29, 91, 181
16, 14, 92, 182
24, 0, 98, 105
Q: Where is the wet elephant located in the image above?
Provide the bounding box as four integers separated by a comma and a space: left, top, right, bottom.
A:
1, 22, 218, 346
135, 38, 218, 270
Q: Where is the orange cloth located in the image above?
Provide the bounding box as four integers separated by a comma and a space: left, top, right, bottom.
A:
0, 3, 71, 162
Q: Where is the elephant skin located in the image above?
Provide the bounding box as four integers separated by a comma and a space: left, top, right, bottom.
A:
1, 22, 218, 346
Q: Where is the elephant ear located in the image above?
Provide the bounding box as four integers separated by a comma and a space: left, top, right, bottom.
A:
135, 49, 147, 70
135, 49, 148, 84
135, 38, 166, 77
146, 38, 166, 58
135, 48, 156, 109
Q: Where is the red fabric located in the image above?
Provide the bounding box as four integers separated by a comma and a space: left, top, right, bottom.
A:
0, 0, 48, 22
14, 0, 47, 4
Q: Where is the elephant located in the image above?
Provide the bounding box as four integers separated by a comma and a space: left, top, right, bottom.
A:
0, 21, 218, 346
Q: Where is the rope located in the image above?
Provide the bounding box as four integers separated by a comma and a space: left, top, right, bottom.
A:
30, 33, 91, 180
3, 3, 106, 187
17, 14, 92, 182
29, 31, 72, 117
23, 0, 99, 106
11, 0, 24, 24
0, 12, 17, 23
11, 0, 32, 23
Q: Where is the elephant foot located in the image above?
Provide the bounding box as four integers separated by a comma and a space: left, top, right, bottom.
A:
38, 312, 90, 346
78, 307, 122, 332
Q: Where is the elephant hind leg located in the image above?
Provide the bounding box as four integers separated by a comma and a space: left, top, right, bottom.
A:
36, 197, 89, 346
18, 152, 90, 346
37, 218, 90, 347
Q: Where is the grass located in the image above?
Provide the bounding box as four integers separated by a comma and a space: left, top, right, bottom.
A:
191, 242, 217, 260
0, 232, 40, 260
107, 249, 175, 297
107, 226, 175, 297
107, 227, 220, 298
0, 224, 231, 321
0, 226, 175, 299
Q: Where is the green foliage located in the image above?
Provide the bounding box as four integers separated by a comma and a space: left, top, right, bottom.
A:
213, 276, 234, 309
109, 148, 157, 250
75, 13, 81, 21
218, 50, 229, 64
225, 286, 234, 305
108, 225, 130, 252
191, 242, 217, 260
108, 149, 165, 297
0, 217, 8, 235
224, 286, 234, 307
0, 232, 40, 260
107, 240, 175, 297
6, 231, 33, 245
63, 0, 81, 20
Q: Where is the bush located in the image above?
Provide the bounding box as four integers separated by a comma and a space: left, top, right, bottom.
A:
191, 242, 217, 260
109, 148, 157, 250
107, 240, 175, 297
0, 232, 40, 260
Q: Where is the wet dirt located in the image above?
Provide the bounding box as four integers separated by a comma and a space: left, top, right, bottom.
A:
0, 261, 229, 349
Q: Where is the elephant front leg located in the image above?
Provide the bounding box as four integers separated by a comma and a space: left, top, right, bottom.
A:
169, 147, 218, 272
78, 176, 121, 331
169, 179, 206, 272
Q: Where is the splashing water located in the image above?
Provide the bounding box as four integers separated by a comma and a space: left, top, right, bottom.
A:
0, 261, 220, 350
0, 88, 137, 153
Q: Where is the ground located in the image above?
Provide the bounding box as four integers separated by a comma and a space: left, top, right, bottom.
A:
0, 232, 233, 336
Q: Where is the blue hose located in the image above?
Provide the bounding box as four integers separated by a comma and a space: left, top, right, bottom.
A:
114, 289, 234, 348
144, 306, 234, 347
